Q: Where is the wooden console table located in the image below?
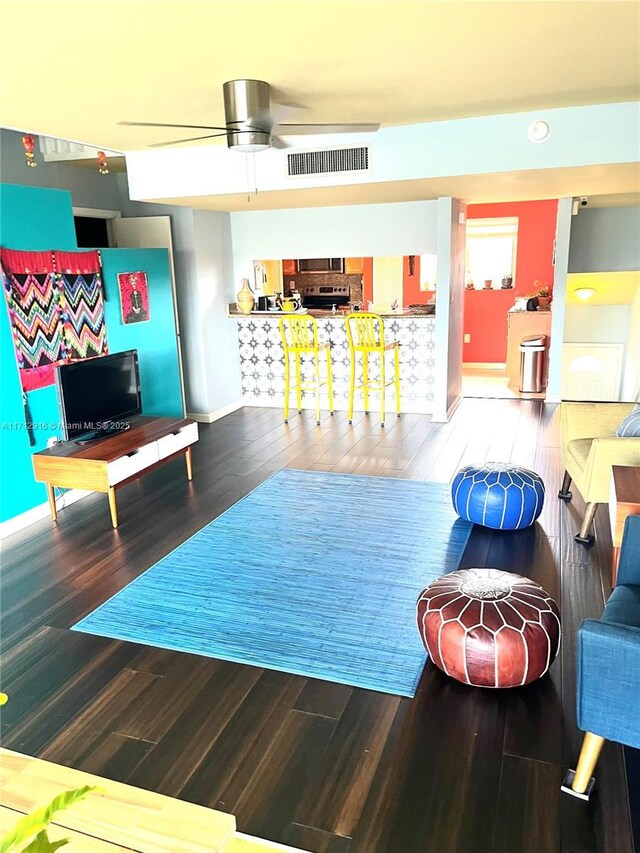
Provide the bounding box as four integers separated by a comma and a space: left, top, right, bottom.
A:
608, 464, 640, 585
32, 415, 198, 529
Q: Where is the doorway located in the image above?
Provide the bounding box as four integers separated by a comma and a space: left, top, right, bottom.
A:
461, 202, 558, 401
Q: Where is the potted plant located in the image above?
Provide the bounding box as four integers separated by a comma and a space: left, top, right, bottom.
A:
501, 273, 513, 289
0, 691, 99, 852
529, 281, 552, 309
1, 786, 97, 852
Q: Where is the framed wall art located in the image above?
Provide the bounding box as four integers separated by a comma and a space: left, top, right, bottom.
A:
118, 270, 150, 324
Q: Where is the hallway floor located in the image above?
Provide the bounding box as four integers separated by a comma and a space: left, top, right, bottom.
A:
462, 363, 546, 400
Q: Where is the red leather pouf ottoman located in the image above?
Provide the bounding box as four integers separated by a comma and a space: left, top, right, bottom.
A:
416, 568, 561, 688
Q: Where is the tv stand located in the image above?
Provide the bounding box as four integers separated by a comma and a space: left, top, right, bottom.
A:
33, 416, 198, 529
74, 422, 131, 444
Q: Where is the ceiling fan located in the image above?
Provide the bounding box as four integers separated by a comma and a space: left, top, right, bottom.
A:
120, 79, 380, 152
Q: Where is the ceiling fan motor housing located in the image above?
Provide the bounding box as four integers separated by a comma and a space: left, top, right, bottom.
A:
223, 79, 272, 151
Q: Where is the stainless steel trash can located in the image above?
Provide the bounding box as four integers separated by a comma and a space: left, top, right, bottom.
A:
519, 335, 546, 393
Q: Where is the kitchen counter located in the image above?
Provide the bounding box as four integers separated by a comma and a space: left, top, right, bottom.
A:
228, 306, 433, 319
230, 311, 437, 414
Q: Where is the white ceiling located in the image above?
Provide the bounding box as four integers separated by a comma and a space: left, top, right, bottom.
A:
1, 0, 639, 209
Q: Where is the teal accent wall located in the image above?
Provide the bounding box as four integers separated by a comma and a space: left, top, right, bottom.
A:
100, 249, 183, 418
0, 183, 182, 523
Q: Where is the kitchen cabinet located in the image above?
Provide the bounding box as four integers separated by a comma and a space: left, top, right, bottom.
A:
506, 309, 553, 387
282, 259, 296, 275
345, 257, 364, 275
372, 256, 403, 312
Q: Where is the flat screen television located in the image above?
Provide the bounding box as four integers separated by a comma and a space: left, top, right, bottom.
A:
56, 350, 142, 441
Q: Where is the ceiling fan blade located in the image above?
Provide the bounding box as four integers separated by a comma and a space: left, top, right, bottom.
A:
270, 100, 309, 124
119, 121, 229, 131
147, 133, 229, 148
276, 122, 380, 135
270, 135, 292, 149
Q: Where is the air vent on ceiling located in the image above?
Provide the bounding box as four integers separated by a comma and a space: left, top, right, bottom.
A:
287, 146, 370, 177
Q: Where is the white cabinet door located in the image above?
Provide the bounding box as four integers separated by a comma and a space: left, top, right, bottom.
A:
372, 256, 403, 312
561, 343, 624, 401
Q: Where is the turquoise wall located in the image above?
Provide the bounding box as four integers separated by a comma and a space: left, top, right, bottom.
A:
0, 183, 182, 523
100, 249, 182, 418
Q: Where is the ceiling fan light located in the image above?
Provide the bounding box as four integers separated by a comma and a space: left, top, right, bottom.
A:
227, 129, 272, 153
575, 287, 596, 300
528, 119, 551, 143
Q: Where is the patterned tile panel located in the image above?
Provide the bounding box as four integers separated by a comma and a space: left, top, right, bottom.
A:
234, 315, 436, 412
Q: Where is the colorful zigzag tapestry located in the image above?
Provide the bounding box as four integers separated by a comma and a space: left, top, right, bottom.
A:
56, 251, 108, 362
1, 249, 64, 391
0, 248, 108, 391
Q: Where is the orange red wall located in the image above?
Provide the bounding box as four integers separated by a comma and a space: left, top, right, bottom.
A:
402, 255, 427, 304
463, 199, 558, 363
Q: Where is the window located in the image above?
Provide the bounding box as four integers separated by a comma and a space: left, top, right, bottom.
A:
465, 217, 518, 290
419, 253, 437, 291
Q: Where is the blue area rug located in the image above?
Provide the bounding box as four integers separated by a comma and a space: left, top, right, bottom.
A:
73, 469, 472, 696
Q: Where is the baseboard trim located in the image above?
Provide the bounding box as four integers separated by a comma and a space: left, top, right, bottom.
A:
240, 397, 434, 415
463, 362, 506, 370
0, 488, 91, 540
187, 399, 244, 424
431, 393, 463, 423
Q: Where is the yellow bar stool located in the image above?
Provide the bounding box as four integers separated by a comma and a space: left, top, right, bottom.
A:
344, 312, 400, 427
279, 315, 334, 424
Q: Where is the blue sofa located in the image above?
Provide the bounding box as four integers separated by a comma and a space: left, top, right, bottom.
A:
563, 514, 640, 799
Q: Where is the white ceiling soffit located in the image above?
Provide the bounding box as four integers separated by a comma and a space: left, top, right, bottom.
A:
123, 103, 640, 210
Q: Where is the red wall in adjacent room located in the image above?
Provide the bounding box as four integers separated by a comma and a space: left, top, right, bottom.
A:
403, 255, 426, 305
463, 199, 558, 363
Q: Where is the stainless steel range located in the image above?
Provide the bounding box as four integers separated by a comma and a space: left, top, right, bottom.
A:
299, 283, 350, 310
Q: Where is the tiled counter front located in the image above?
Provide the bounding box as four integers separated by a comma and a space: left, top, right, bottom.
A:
234, 315, 436, 414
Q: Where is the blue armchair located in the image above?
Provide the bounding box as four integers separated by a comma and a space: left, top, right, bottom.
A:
563, 514, 640, 799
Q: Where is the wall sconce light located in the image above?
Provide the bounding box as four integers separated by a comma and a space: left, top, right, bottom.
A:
575, 287, 596, 300
97, 151, 109, 174
22, 135, 37, 167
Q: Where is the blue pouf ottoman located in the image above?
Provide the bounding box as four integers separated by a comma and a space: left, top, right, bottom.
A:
452, 463, 545, 530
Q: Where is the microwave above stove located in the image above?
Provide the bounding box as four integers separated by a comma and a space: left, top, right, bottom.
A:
297, 258, 344, 274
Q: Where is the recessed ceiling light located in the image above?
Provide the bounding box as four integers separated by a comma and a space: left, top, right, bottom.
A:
575, 287, 596, 300
528, 119, 551, 144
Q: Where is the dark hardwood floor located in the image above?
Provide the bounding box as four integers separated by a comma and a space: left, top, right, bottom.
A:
1, 400, 635, 853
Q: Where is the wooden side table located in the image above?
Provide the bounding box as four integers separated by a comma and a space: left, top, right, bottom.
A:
608, 465, 640, 586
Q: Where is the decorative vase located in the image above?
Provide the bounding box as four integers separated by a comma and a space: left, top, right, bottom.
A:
236, 278, 255, 315
484, 279, 492, 289
537, 295, 552, 309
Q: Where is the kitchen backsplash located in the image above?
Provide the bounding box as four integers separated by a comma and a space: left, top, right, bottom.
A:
283, 273, 363, 304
